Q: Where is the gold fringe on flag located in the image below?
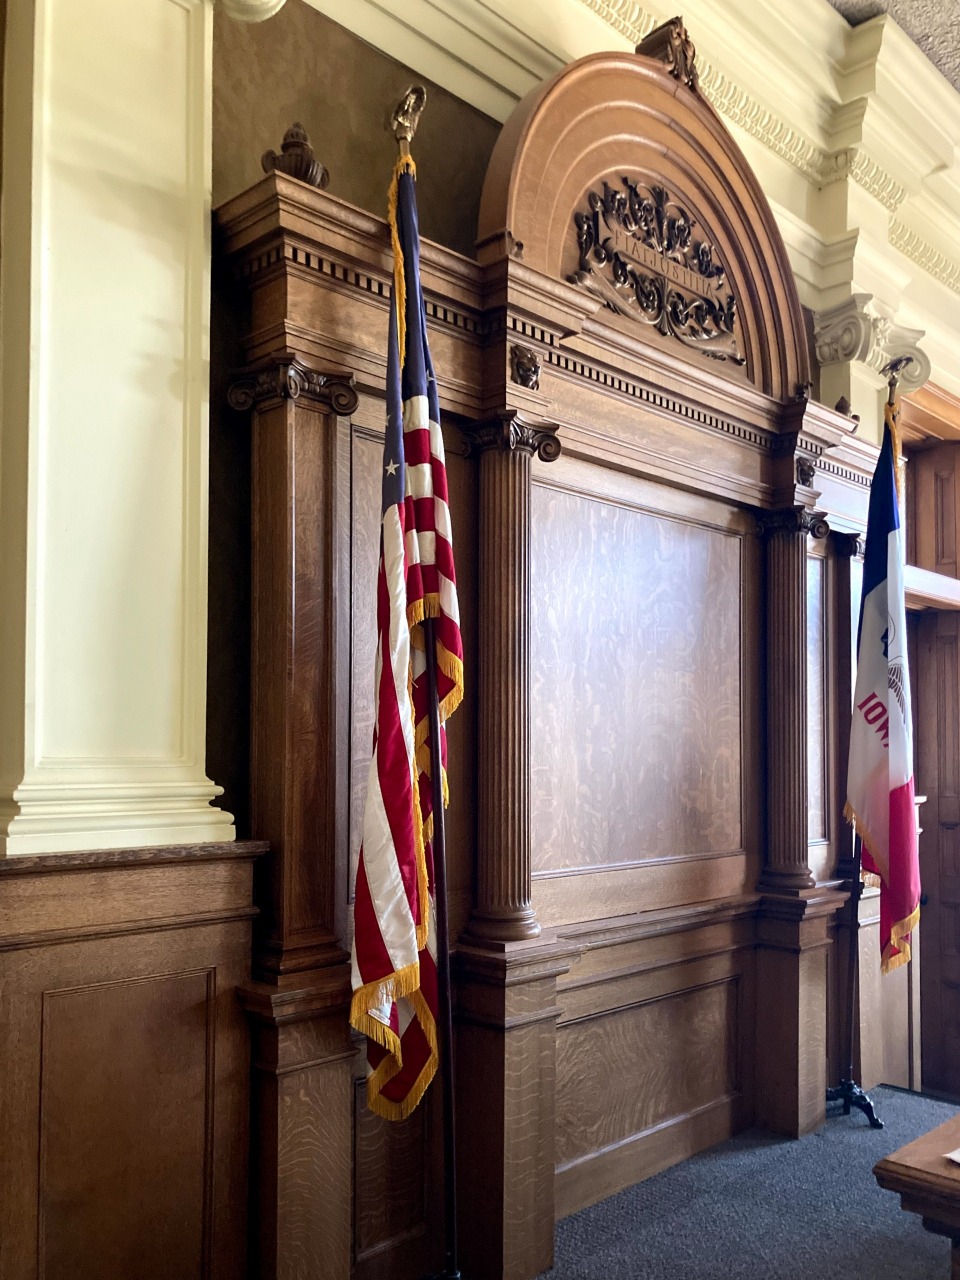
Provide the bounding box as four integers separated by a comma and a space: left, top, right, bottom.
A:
365, 986, 439, 1120
885, 399, 903, 505
881, 904, 920, 975
387, 153, 417, 368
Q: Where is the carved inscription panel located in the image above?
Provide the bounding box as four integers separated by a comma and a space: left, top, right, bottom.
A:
530, 481, 742, 872
569, 179, 744, 364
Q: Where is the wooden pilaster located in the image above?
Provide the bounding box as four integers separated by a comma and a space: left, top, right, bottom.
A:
229, 356, 358, 1280
462, 411, 560, 945
755, 505, 839, 1136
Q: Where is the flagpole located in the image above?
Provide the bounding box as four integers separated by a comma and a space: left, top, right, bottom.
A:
827, 355, 912, 1129
390, 88, 462, 1280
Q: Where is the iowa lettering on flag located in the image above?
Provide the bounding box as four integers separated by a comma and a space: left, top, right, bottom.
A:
349, 154, 464, 1119
846, 400, 920, 974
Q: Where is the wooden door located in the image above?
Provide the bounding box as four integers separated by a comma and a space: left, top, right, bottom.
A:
918, 610, 960, 1097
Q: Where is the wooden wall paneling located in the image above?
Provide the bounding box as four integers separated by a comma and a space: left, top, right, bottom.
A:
0, 845, 262, 1280
553, 903, 756, 1217
807, 546, 829, 879
913, 443, 960, 579
227, 359, 359, 1280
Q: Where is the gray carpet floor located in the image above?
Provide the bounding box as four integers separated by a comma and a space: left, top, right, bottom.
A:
540, 1087, 958, 1279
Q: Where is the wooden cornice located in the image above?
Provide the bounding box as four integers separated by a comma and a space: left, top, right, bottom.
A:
901, 382, 960, 447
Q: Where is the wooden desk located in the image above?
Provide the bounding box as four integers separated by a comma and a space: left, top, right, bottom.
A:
874, 1114, 960, 1278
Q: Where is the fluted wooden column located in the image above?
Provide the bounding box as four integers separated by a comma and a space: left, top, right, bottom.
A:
754, 504, 840, 1138
463, 411, 560, 945
229, 355, 358, 1280
455, 409, 566, 1280
761, 507, 829, 890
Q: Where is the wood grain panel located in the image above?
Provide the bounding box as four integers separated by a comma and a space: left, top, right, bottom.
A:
39, 969, 215, 1280
349, 428, 385, 899
530, 480, 742, 873
353, 1081, 429, 1264
555, 977, 739, 1169
534, 851, 754, 929
807, 553, 827, 845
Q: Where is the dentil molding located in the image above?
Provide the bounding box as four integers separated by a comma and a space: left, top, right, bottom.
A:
813, 293, 931, 393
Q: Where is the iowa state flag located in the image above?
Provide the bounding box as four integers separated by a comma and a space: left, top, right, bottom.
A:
349, 153, 464, 1119
846, 401, 920, 973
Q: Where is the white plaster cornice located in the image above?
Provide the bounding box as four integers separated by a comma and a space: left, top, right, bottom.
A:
890, 220, 960, 297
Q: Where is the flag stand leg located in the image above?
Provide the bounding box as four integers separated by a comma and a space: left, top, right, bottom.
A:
826, 835, 884, 1128
422, 617, 462, 1280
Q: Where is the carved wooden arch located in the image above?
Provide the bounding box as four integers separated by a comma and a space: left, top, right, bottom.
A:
476, 45, 810, 402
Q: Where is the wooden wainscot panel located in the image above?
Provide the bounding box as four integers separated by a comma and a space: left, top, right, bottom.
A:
554, 899, 756, 1217
0, 844, 263, 1280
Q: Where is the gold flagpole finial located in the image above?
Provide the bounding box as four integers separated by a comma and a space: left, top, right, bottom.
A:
391, 85, 427, 159
881, 355, 913, 407
880, 356, 913, 503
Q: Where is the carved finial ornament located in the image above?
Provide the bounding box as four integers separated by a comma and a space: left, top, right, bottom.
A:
636, 16, 699, 91
510, 345, 541, 391
228, 357, 358, 415
262, 123, 329, 190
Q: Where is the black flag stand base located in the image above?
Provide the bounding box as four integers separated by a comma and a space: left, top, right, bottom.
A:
826, 834, 883, 1130
422, 617, 463, 1280
826, 1078, 884, 1128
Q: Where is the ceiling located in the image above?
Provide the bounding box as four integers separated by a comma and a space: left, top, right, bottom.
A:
828, 0, 960, 92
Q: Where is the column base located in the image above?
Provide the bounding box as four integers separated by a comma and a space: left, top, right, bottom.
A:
456, 938, 571, 1280
0, 774, 235, 855
462, 906, 541, 944
754, 885, 847, 1137
241, 964, 354, 1280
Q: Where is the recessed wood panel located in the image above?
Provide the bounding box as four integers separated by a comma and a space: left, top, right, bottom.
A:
349, 428, 385, 899
354, 1082, 429, 1265
530, 481, 742, 874
39, 969, 215, 1280
555, 977, 739, 1170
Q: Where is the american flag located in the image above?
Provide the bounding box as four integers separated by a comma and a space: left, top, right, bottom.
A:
846, 400, 920, 973
349, 155, 464, 1119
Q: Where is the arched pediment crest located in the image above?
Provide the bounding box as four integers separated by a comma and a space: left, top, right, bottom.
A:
476, 25, 810, 402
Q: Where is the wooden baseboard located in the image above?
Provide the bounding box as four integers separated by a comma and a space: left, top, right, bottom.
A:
555, 1092, 744, 1219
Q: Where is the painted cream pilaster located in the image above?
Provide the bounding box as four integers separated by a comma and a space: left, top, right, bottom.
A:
0, 0, 279, 855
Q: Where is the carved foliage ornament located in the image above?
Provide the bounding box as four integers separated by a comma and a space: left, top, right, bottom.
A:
262, 122, 329, 190
635, 15, 699, 91
465, 411, 561, 462
569, 179, 745, 365
228, 358, 358, 415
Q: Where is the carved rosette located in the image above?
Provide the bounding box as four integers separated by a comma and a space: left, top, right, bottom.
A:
228, 358, 358, 415
569, 179, 744, 364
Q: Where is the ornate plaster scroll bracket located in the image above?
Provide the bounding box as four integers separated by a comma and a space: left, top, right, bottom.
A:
813, 293, 931, 395
261, 123, 329, 190
228, 357, 358, 416
463, 410, 561, 462
636, 16, 699, 92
